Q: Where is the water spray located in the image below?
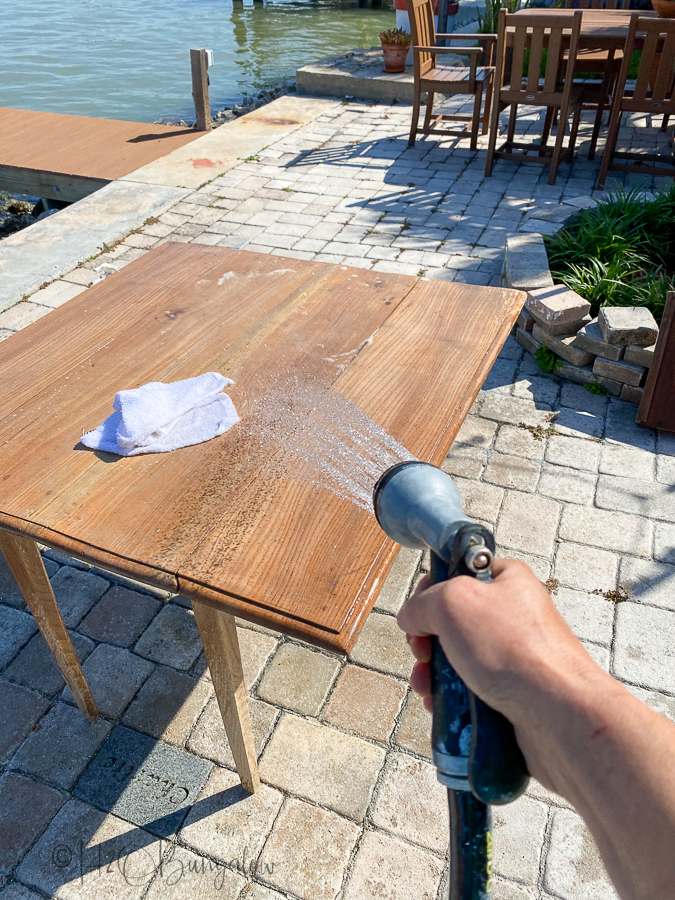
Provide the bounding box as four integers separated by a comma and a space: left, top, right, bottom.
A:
373, 461, 529, 899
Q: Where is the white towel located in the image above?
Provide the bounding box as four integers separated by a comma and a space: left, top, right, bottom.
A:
82, 372, 239, 456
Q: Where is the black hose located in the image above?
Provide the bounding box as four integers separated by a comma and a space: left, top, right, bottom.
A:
447, 789, 493, 900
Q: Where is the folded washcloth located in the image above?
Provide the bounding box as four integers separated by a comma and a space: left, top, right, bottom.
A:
82, 372, 239, 456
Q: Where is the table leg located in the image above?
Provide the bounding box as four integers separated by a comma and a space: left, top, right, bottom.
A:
191, 599, 260, 793
0, 531, 99, 720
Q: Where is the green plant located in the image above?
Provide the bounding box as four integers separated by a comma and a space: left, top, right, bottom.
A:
544, 185, 675, 324
380, 27, 412, 45
478, 0, 526, 34
585, 382, 608, 396
534, 343, 563, 373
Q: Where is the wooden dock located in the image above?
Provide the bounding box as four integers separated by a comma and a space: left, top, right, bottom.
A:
0, 108, 204, 202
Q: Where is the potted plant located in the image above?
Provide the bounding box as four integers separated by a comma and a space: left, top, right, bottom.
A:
380, 27, 412, 73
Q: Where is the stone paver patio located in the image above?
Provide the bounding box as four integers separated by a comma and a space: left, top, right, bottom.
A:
1, 96, 674, 900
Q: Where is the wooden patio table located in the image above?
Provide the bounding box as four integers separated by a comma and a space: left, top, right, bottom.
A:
0, 242, 523, 793
508, 7, 659, 50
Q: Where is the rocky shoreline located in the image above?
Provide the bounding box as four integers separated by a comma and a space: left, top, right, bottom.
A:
154, 80, 297, 128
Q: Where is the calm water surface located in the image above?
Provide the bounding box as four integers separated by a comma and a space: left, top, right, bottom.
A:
2, 0, 393, 123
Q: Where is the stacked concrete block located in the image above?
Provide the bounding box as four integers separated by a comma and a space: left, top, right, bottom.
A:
514, 290, 659, 405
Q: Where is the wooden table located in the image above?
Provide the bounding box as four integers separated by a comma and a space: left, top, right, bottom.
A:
509, 8, 659, 49
0, 243, 523, 792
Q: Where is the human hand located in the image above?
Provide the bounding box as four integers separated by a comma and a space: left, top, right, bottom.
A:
398, 558, 602, 791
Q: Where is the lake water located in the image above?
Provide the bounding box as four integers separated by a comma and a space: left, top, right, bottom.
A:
1, 0, 393, 123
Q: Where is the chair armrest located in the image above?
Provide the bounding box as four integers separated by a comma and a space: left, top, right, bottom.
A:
414, 45, 481, 54
436, 33, 496, 41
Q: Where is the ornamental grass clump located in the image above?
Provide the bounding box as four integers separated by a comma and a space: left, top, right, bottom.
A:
379, 27, 412, 45
544, 186, 675, 324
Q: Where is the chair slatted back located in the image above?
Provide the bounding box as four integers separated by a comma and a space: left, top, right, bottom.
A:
499, 9, 583, 102
407, 0, 437, 75
615, 15, 675, 112
565, 0, 629, 9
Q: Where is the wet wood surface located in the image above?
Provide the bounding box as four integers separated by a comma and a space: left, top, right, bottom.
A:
0, 243, 524, 651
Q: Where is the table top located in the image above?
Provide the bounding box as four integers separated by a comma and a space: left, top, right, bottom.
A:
0, 243, 523, 652
510, 7, 658, 47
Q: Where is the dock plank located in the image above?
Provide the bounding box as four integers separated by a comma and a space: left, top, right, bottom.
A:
0, 108, 203, 186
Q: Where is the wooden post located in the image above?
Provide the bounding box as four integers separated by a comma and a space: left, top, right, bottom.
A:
190, 48, 212, 132
438, 0, 449, 45
637, 291, 675, 432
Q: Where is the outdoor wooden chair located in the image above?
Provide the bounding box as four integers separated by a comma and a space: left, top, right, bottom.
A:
485, 9, 601, 184
406, 0, 496, 150
597, 15, 675, 188
564, 0, 631, 159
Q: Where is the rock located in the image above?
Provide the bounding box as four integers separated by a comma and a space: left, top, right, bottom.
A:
620, 384, 644, 405
624, 343, 656, 368
526, 284, 591, 331
592, 356, 647, 386
598, 306, 659, 346
574, 318, 623, 362
515, 326, 541, 355
531, 310, 592, 336
516, 307, 535, 332
532, 323, 594, 367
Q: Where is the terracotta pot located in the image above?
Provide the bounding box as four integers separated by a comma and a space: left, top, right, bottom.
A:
381, 42, 411, 72
448, 2, 460, 13
652, 0, 675, 17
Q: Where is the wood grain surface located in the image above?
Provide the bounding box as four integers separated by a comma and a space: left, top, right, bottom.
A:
0, 108, 202, 182
509, 8, 658, 49
0, 243, 524, 651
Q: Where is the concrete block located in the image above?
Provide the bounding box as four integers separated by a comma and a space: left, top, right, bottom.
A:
598, 306, 659, 346
555, 361, 595, 386
516, 307, 535, 331
344, 831, 444, 900
258, 643, 340, 716
526, 284, 591, 330
532, 323, 594, 367
624, 343, 655, 367
505, 233, 554, 292
324, 665, 407, 743
73, 725, 212, 837
594, 375, 623, 396
350, 610, 413, 678
372, 752, 449, 853
531, 309, 591, 336
620, 384, 644, 405
515, 326, 541, 355
575, 318, 623, 361
0, 773, 63, 875
258, 798, 359, 899
592, 356, 646, 386
259, 714, 385, 820
614, 603, 675, 693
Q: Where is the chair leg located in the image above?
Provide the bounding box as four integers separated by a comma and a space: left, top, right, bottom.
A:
470, 85, 483, 151
409, 83, 422, 147
589, 62, 616, 161
423, 92, 435, 133
662, 114, 670, 132
566, 101, 583, 164
542, 106, 555, 146
482, 76, 494, 136
597, 105, 623, 191
549, 102, 570, 185
507, 103, 518, 145
485, 98, 504, 177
